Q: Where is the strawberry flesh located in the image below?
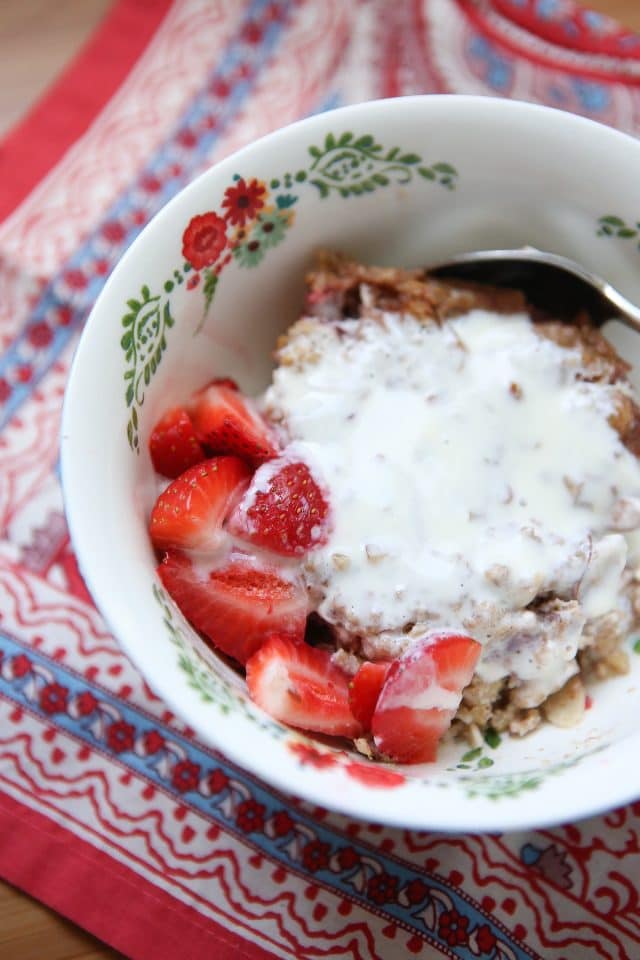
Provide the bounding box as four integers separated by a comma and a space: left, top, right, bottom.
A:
371, 633, 481, 764
158, 552, 307, 664
228, 458, 331, 556
208, 376, 239, 391
190, 382, 278, 464
149, 456, 250, 552
349, 661, 391, 730
149, 406, 205, 478
246, 635, 362, 737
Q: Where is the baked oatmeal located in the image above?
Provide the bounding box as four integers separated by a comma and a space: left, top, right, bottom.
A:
260, 253, 640, 743
149, 252, 640, 762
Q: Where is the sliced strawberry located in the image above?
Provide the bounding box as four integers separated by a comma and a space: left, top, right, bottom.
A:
190, 381, 278, 464
149, 456, 250, 552
208, 376, 239, 391
246, 635, 362, 737
228, 458, 331, 556
158, 552, 307, 664
349, 661, 391, 730
371, 633, 481, 764
149, 406, 205, 478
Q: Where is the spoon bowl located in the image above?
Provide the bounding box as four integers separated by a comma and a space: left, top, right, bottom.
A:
429, 247, 640, 331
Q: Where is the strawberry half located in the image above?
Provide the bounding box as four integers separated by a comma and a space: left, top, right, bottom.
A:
149, 456, 250, 553
158, 552, 307, 664
228, 458, 331, 556
348, 661, 391, 730
149, 406, 205, 478
190, 381, 279, 464
246, 635, 362, 737
371, 633, 481, 764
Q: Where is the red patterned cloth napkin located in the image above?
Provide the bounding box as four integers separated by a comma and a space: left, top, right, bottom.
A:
1, 2, 639, 958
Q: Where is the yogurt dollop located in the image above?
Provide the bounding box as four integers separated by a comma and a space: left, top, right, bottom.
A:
262, 308, 640, 699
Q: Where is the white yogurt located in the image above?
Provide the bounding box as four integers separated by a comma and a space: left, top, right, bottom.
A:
261, 309, 640, 700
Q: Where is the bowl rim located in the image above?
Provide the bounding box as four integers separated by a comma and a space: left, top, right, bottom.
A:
61, 94, 640, 832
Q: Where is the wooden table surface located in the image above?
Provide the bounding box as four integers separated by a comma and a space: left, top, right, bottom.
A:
1, 0, 639, 957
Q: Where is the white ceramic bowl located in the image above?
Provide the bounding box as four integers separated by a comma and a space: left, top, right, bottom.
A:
62, 96, 640, 832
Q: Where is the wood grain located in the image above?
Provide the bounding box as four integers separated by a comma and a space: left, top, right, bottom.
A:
0, 878, 124, 959
0, 0, 638, 958
0, 6, 122, 959
588, 0, 640, 27
0, 0, 113, 137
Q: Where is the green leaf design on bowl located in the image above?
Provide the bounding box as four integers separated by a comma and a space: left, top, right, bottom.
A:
307, 132, 458, 197
123, 289, 174, 449
120, 133, 460, 448
597, 213, 640, 242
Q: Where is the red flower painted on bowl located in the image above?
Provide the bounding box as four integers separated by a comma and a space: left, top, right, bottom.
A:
182, 212, 227, 269
222, 178, 266, 226
345, 761, 405, 789
288, 742, 337, 769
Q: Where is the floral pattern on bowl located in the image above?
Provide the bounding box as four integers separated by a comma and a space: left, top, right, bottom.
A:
121, 133, 458, 449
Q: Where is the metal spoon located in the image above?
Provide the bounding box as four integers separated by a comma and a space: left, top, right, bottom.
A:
427, 247, 640, 332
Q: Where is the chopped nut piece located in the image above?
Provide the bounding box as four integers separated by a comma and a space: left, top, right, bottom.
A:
365, 544, 387, 564
611, 497, 640, 531
605, 649, 630, 676
563, 475, 584, 504
509, 381, 523, 399
542, 676, 586, 728
353, 737, 375, 759
521, 524, 542, 542
331, 648, 361, 676
509, 709, 542, 737
332, 553, 351, 571
485, 564, 509, 587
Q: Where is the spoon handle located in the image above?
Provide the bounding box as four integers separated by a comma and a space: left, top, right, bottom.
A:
428, 247, 640, 333
600, 284, 640, 334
